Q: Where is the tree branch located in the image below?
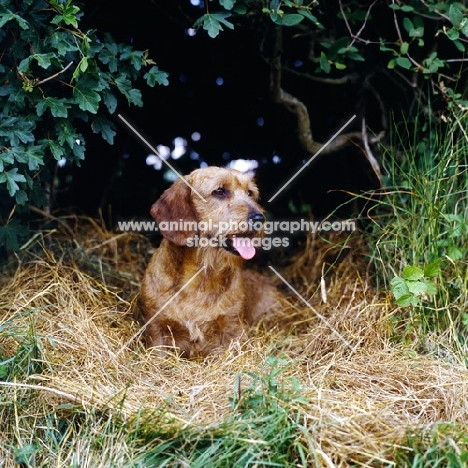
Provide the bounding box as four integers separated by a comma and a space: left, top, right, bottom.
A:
36, 61, 73, 86
268, 27, 383, 168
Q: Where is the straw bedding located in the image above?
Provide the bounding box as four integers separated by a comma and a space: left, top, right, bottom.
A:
1, 220, 468, 466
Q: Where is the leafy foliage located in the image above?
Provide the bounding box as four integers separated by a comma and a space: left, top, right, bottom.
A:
391, 262, 440, 308
0, 0, 168, 249
366, 109, 468, 342
194, 0, 321, 38
194, 0, 467, 105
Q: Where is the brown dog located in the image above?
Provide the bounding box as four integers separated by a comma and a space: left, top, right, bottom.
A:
139, 166, 279, 358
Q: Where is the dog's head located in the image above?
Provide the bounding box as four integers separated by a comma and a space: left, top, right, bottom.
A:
150, 166, 265, 260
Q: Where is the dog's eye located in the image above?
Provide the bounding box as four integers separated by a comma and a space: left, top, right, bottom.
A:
247, 190, 253, 197
212, 187, 227, 197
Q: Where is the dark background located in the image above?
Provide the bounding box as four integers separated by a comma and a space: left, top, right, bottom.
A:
56, 1, 398, 224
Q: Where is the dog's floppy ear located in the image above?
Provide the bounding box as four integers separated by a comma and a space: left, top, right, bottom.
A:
150, 177, 198, 246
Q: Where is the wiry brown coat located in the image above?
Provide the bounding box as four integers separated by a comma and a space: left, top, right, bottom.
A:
138, 166, 279, 358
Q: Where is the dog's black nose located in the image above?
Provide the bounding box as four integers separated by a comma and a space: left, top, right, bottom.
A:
248, 212, 265, 223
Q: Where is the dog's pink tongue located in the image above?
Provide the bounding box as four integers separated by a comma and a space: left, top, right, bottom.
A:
232, 237, 256, 260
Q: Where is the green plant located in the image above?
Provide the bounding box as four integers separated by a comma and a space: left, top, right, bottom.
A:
391, 262, 440, 308
0, 307, 52, 380
0, 0, 168, 250
137, 355, 312, 467
230, 354, 308, 410
367, 109, 468, 345
394, 423, 468, 468
194, 1, 468, 98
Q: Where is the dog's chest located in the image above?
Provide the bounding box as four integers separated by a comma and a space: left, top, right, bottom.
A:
171, 277, 244, 322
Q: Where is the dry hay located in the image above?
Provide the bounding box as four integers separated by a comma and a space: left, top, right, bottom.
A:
1, 220, 468, 466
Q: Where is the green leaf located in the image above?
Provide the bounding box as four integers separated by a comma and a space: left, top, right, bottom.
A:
449, 4, 464, 28
0, 219, 29, 251
347, 51, 364, 61
407, 280, 428, 296
36, 98, 69, 118
0, 11, 29, 30
73, 84, 101, 114
401, 5, 414, 12
403, 265, 424, 281
144, 66, 169, 87
220, 0, 236, 10
79, 57, 88, 72
72, 140, 85, 161
319, 52, 331, 73
280, 14, 304, 26
395, 56, 412, 69
298, 9, 318, 24
44, 139, 65, 160
92, 117, 116, 144
51, 3, 80, 28
102, 90, 118, 114
403, 17, 414, 34
120, 49, 144, 71
114, 75, 143, 106
0, 148, 14, 172
409, 26, 424, 38
422, 279, 437, 296
35, 53, 55, 69
15, 189, 27, 205
462, 22, 468, 37
0, 118, 35, 146
0, 168, 27, 196
99, 46, 119, 73
194, 12, 233, 38
127, 88, 143, 107
27, 146, 44, 171
395, 294, 416, 308
446, 27, 460, 41
447, 245, 465, 261
387, 58, 396, 69
390, 276, 409, 300
400, 42, 409, 54
380, 42, 395, 53
17, 57, 32, 73
213, 11, 234, 30
328, 37, 349, 58
453, 39, 465, 52
424, 260, 441, 278
46, 31, 77, 56
13, 145, 45, 171
0, 11, 15, 28
114, 74, 131, 94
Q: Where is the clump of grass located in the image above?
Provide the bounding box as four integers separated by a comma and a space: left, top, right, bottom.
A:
366, 110, 468, 351
134, 355, 312, 467
395, 423, 468, 467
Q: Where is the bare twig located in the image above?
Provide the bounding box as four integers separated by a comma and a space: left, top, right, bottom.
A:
36, 61, 73, 86
361, 116, 382, 182
350, 0, 378, 48
338, 0, 378, 47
